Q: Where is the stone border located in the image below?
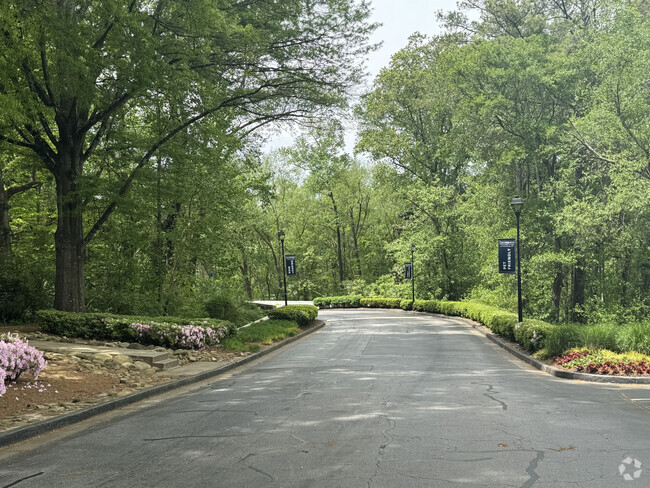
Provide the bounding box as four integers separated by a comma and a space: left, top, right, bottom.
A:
0, 320, 326, 449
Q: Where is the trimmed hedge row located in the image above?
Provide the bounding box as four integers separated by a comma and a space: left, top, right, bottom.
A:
267, 305, 318, 326
35, 310, 236, 349
313, 296, 556, 353
313, 295, 363, 308
359, 297, 403, 309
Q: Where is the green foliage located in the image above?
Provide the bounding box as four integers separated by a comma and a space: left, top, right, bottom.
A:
205, 295, 239, 322
400, 299, 413, 310
513, 320, 557, 353
238, 320, 301, 344
222, 319, 300, 350
616, 322, 650, 355
267, 305, 318, 326
35, 310, 236, 346
359, 297, 403, 309
313, 295, 363, 308
580, 323, 620, 352
545, 324, 593, 358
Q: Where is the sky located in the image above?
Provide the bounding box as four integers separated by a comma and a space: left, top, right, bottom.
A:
262, 0, 461, 153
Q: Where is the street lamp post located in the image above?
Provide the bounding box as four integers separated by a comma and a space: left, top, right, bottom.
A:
410, 243, 415, 304
278, 231, 288, 306
510, 197, 523, 323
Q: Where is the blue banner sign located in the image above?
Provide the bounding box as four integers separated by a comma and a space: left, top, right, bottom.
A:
498, 239, 516, 274
285, 255, 296, 276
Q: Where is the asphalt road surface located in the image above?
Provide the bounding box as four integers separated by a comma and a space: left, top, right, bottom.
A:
2, 309, 650, 487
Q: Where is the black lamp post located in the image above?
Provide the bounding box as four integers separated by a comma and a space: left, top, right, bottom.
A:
410, 243, 416, 304
510, 196, 523, 323
278, 230, 288, 306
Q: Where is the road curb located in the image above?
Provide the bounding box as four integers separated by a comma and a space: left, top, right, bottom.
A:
0, 320, 326, 449
446, 315, 650, 385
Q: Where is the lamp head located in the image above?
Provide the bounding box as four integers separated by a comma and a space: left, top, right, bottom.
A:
510, 196, 523, 215
278, 230, 285, 241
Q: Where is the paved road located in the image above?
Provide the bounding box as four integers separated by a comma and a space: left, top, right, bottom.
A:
2, 309, 650, 487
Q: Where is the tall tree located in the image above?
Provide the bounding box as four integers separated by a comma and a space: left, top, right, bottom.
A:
0, 0, 376, 311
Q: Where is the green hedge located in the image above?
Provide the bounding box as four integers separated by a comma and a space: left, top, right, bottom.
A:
35, 310, 236, 348
313, 295, 363, 309
267, 305, 318, 326
359, 297, 403, 309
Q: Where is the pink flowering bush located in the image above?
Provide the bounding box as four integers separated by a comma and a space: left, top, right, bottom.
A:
128, 321, 228, 350
0, 333, 47, 397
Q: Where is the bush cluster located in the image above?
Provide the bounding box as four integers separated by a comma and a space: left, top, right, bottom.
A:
544, 321, 650, 358
36, 310, 236, 350
267, 305, 318, 326
359, 298, 403, 309
313, 295, 363, 308
0, 334, 47, 396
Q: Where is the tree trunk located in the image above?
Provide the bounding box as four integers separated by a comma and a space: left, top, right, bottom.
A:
571, 260, 585, 323
0, 169, 41, 257
0, 182, 10, 257
53, 147, 86, 312
328, 192, 344, 286
551, 238, 563, 323
240, 253, 253, 299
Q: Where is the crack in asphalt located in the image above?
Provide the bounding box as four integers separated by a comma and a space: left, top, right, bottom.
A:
142, 434, 244, 441
521, 450, 545, 488
247, 464, 274, 481
484, 384, 508, 411
2, 472, 44, 488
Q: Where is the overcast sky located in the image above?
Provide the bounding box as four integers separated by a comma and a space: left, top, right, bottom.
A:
262, 0, 460, 152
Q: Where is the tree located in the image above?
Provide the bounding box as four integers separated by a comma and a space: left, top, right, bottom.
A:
0, 0, 376, 311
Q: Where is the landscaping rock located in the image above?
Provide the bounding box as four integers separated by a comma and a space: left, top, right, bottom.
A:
112, 354, 132, 365
127, 343, 145, 350
94, 353, 113, 361
133, 361, 153, 372
104, 360, 121, 370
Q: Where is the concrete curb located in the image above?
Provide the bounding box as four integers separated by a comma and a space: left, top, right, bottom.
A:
446, 315, 650, 385
0, 320, 326, 449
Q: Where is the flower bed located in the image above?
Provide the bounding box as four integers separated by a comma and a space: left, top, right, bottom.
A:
554, 348, 650, 375
36, 310, 235, 350
0, 333, 47, 397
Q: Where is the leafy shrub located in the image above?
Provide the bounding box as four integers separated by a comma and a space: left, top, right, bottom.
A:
616, 322, 650, 355
35, 310, 235, 349
230, 303, 266, 327
544, 324, 584, 358
0, 269, 50, 323
359, 298, 402, 309
0, 333, 47, 396
204, 295, 238, 322
580, 323, 619, 352
412, 300, 442, 313
313, 295, 363, 308
513, 320, 557, 353
267, 305, 318, 326
128, 321, 229, 349
400, 299, 413, 310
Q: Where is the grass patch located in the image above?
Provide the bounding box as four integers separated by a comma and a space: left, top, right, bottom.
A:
221, 319, 300, 351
